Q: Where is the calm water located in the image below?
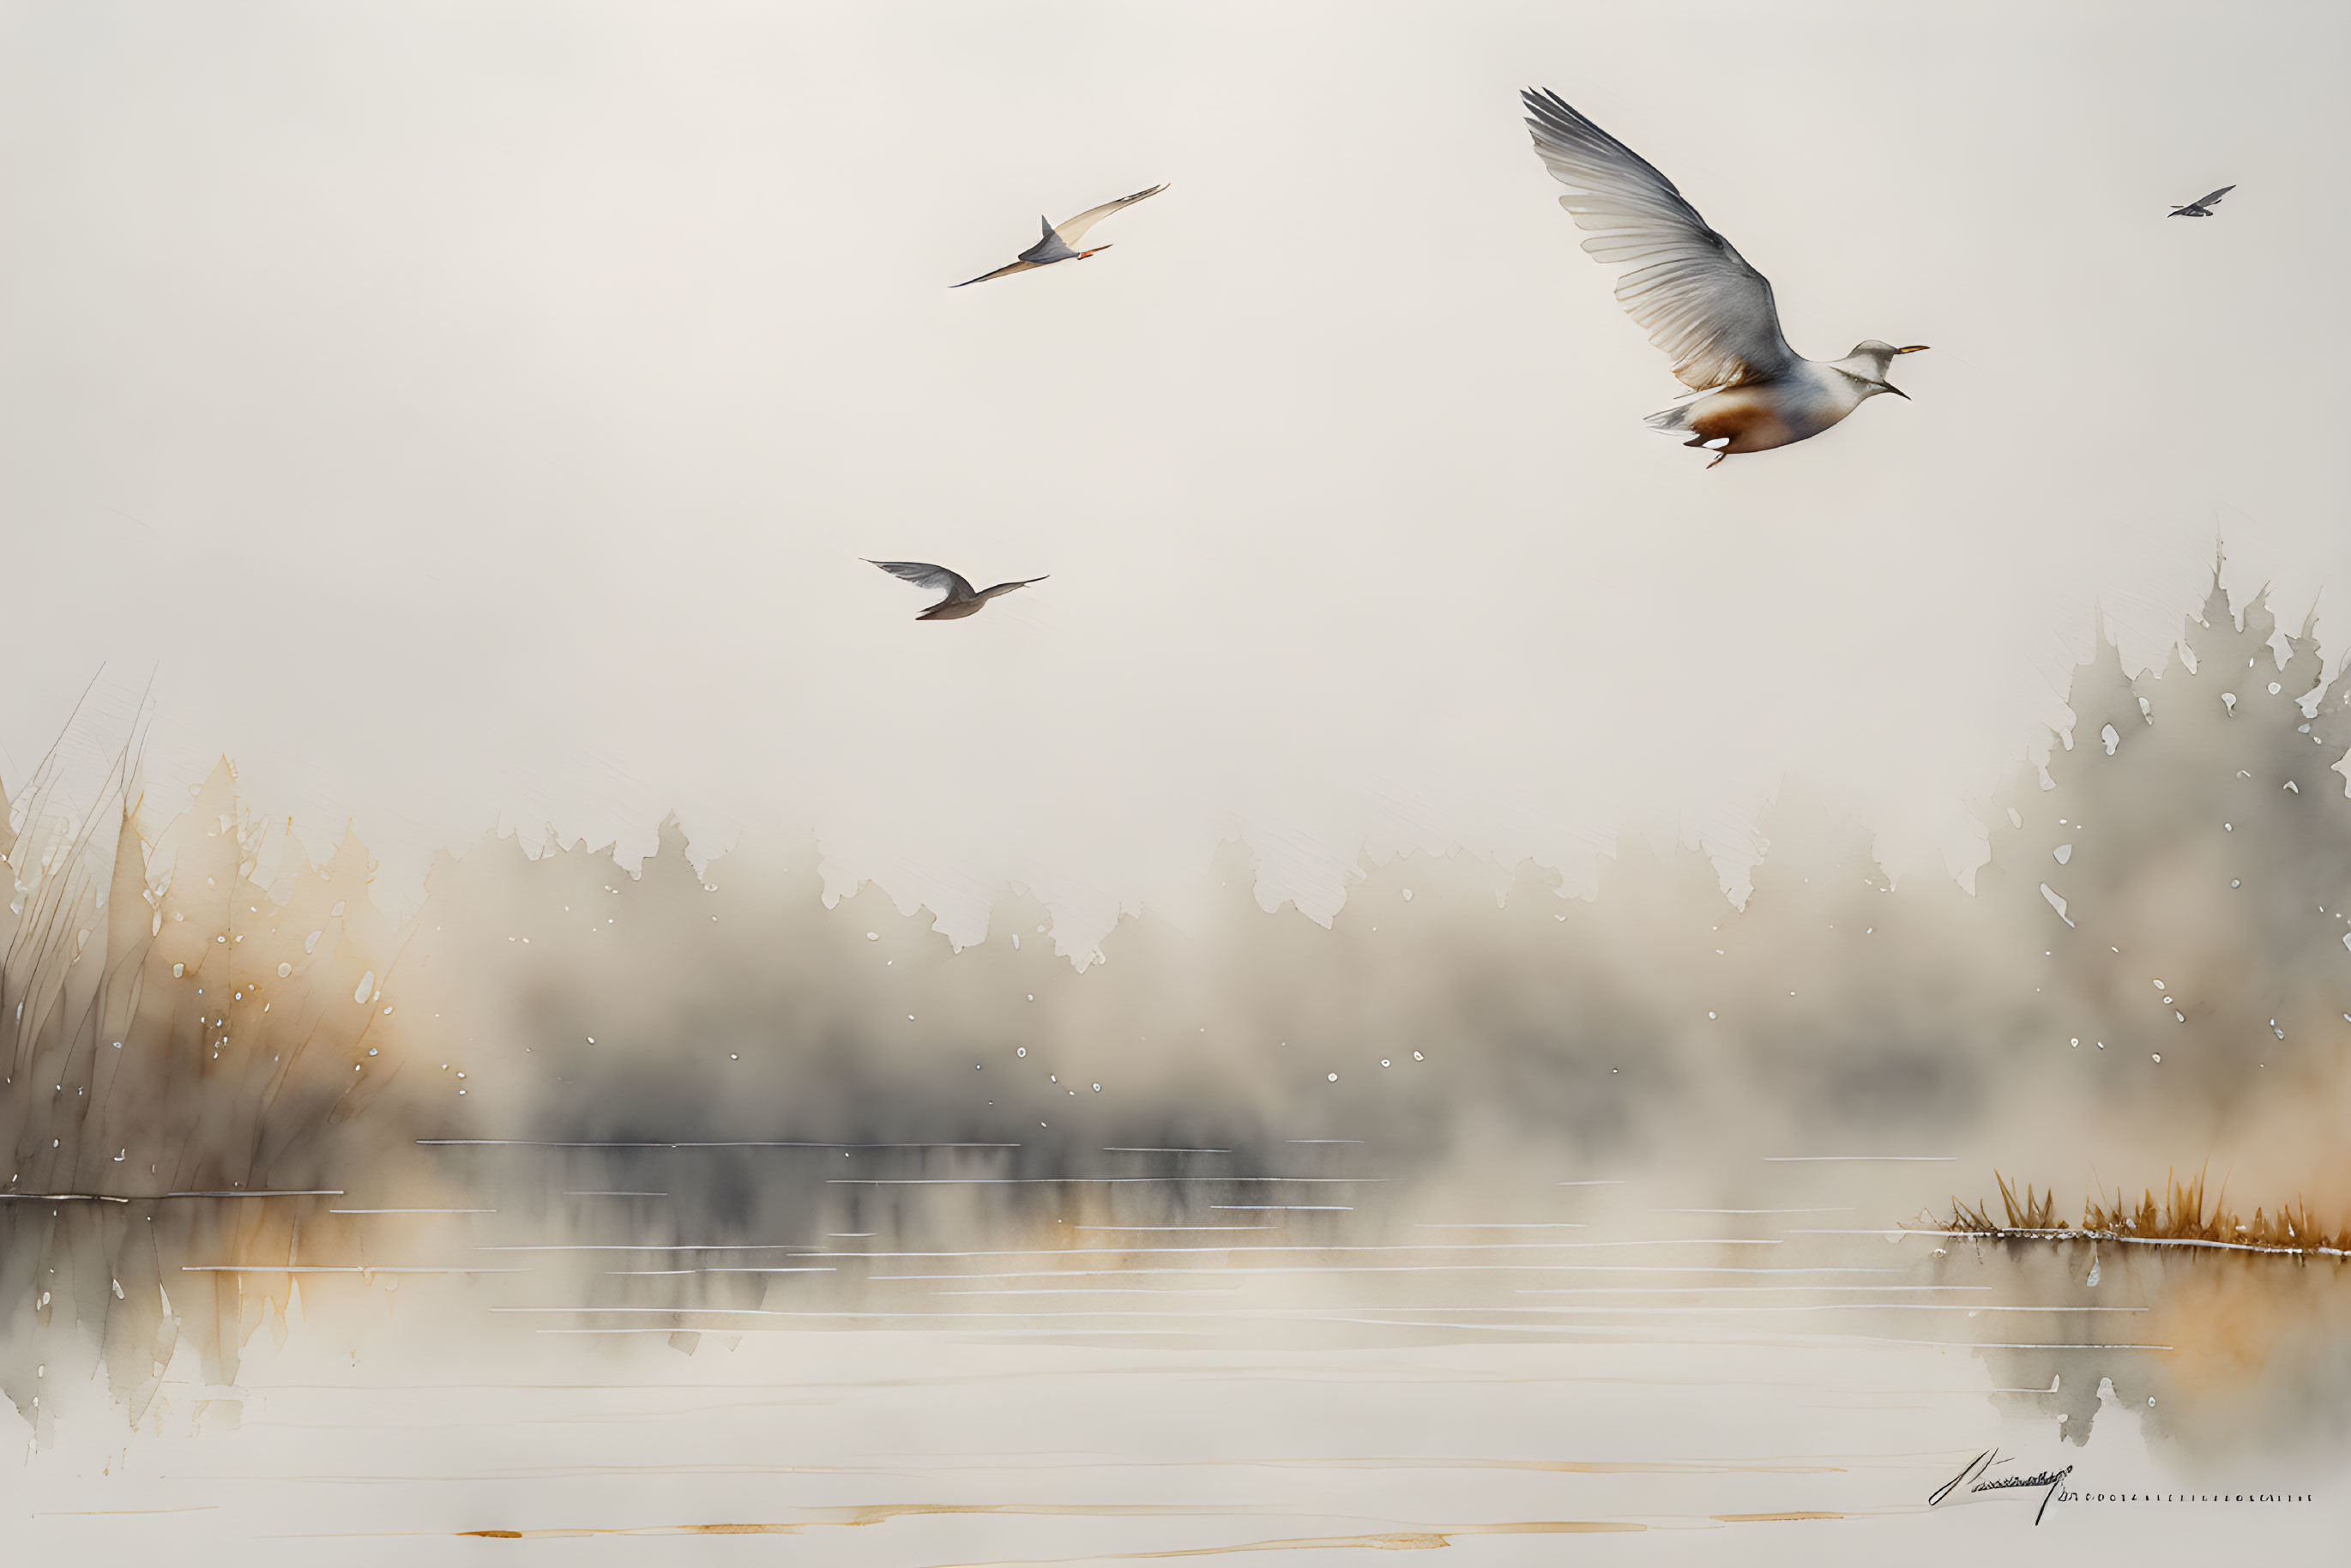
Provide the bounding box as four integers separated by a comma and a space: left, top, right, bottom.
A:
6, 1144, 2343, 1564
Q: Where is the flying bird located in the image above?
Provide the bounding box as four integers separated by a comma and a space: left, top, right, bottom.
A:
865, 559, 1047, 620
951, 183, 1169, 287
1520, 87, 1927, 468
2167, 185, 2234, 217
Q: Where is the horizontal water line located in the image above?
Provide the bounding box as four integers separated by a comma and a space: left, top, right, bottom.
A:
0, 1193, 130, 1203
1513, 1285, 1991, 1295
1832, 1228, 2351, 1257
491, 1306, 1234, 1318
1310, 1300, 2136, 1315
417, 1140, 1022, 1150
180, 1265, 524, 1275
1649, 1209, 1855, 1215
1854, 1336, 2173, 1351
930, 1288, 1241, 1297
3, 1190, 341, 1202
474, 1245, 818, 1253
860, 1261, 1789, 1280
823, 1177, 1380, 1186
473, 1305, 2155, 1342
533, 1326, 1217, 1337
812, 1242, 1656, 1259
1072, 1226, 1275, 1233
1331, 1304, 2150, 1316
168, 1189, 343, 1197
599, 1268, 836, 1276
823, 1241, 1791, 1266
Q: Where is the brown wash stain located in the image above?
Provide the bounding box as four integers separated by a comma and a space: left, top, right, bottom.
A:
1286, 1456, 1840, 1475
455, 1456, 1839, 1481
919, 1539, 1456, 1563
1710, 1511, 1846, 1523
455, 1503, 1285, 1538
913, 1522, 1650, 1563
454, 1517, 1651, 1555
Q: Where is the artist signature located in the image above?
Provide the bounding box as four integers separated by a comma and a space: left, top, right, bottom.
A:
1929, 1448, 2073, 1525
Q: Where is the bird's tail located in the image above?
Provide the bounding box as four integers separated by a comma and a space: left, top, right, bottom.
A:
1643, 403, 1696, 433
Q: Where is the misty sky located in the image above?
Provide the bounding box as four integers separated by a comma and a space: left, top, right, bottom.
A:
3, 1, 2346, 946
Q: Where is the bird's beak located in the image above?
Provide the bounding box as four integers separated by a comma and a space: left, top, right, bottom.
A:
1081, 244, 1113, 257
1895, 345, 1930, 354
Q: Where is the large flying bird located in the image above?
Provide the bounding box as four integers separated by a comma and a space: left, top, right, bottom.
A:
1521, 87, 1927, 468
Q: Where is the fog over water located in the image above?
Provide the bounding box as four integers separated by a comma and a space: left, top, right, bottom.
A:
6, 564, 2350, 1481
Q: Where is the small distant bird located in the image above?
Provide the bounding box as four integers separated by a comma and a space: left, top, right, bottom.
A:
1520, 88, 1927, 468
951, 184, 1169, 287
2167, 185, 2234, 218
865, 559, 1047, 620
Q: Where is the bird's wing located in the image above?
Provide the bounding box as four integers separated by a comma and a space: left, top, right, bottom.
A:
1521, 88, 1796, 390
2194, 185, 2235, 208
866, 559, 975, 599
1051, 183, 1169, 247
952, 258, 1041, 288
1019, 218, 1080, 264
976, 575, 1048, 599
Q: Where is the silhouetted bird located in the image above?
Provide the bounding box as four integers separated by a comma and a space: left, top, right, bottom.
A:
1520, 87, 1927, 469
952, 184, 1169, 287
2167, 185, 2234, 218
865, 559, 1048, 620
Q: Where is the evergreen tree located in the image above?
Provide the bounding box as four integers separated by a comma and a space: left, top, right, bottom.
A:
1978, 554, 2351, 1107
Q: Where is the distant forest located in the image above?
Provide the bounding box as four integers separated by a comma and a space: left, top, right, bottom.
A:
4, 561, 2349, 1425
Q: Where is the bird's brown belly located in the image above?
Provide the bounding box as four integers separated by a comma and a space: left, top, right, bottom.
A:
1684, 390, 1801, 454
919, 599, 985, 620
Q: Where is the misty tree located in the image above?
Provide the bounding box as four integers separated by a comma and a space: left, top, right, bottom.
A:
1709, 783, 2004, 1129
1975, 558, 2351, 1106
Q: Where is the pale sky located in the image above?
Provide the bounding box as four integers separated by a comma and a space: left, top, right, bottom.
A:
3, 1, 2346, 946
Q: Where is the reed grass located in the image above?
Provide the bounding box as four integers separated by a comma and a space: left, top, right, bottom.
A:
1943, 1168, 2351, 1257
2, 740, 429, 1435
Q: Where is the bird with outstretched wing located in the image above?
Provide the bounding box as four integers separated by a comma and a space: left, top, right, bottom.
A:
1520, 87, 1928, 467
2167, 185, 2235, 217
865, 559, 1048, 620
952, 184, 1169, 287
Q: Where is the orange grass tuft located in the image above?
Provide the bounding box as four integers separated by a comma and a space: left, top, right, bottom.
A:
1938, 1168, 2351, 1256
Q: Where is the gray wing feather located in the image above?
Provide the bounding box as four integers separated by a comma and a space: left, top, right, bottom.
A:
866, 559, 975, 599
1019, 220, 1079, 264
2194, 185, 2234, 208
1522, 88, 1795, 390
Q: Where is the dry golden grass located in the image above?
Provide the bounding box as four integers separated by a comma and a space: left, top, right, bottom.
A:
1944, 1168, 2351, 1255
3, 755, 432, 1431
